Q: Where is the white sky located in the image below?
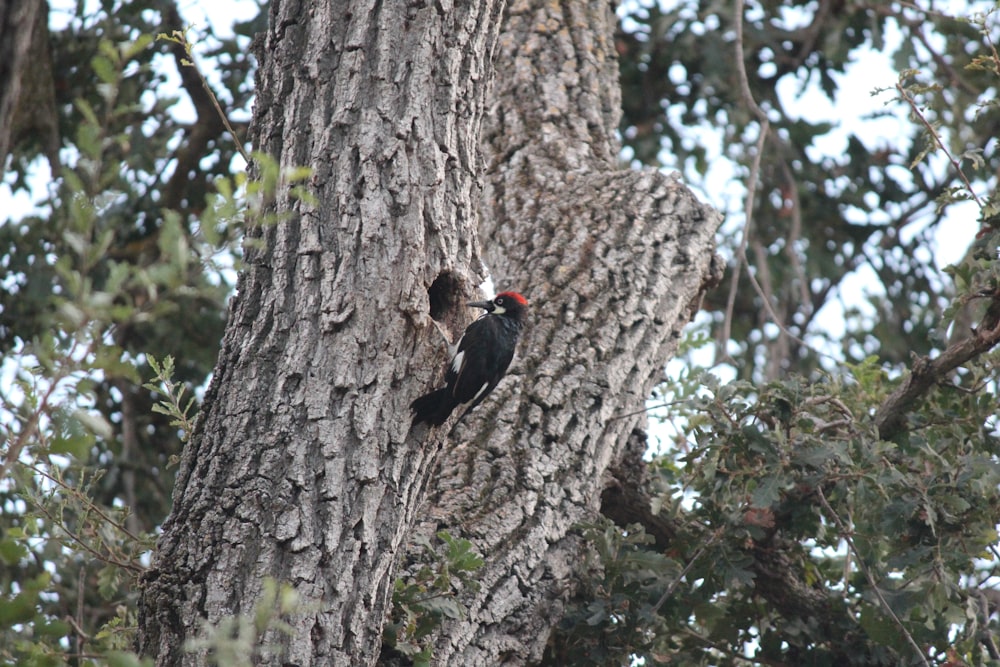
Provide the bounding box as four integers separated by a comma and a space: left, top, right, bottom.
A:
642, 1, 988, 374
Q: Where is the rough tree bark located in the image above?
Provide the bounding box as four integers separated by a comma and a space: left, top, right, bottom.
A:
0, 0, 40, 164
407, 2, 721, 663
0, 0, 58, 169
137, 0, 720, 665
138, 1, 506, 664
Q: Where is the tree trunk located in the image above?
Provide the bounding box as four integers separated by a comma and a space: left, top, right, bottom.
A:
0, 0, 39, 164
137, 0, 721, 665
0, 0, 58, 168
138, 1, 505, 665
408, 2, 721, 664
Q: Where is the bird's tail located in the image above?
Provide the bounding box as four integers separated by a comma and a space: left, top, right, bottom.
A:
410, 388, 456, 426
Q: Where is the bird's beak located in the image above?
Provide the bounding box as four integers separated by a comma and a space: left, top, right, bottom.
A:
467, 299, 494, 311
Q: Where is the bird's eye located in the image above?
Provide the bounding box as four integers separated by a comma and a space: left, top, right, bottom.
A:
496, 297, 504, 305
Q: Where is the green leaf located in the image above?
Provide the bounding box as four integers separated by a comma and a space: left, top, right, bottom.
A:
122, 33, 155, 60
0, 536, 28, 565
858, 606, 901, 649
0, 590, 39, 627
419, 596, 463, 620
750, 475, 781, 508
74, 409, 114, 441
107, 651, 152, 667
92, 54, 118, 85
50, 409, 96, 459
75, 98, 100, 128
98, 563, 122, 600
35, 616, 71, 638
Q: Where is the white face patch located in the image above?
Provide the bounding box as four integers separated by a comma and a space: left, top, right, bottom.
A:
492, 305, 506, 314
450, 350, 465, 373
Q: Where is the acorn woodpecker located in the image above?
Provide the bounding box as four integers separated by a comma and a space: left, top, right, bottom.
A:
410, 291, 529, 427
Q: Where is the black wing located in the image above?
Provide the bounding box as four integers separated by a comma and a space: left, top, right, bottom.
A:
447, 315, 516, 410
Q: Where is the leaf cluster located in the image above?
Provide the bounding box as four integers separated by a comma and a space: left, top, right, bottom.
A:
562, 345, 1000, 664
184, 578, 301, 667
542, 522, 682, 666
383, 531, 485, 666
1, 3, 264, 662
619, 1, 1000, 381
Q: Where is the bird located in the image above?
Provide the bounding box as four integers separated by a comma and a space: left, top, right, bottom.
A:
410, 291, 529, 427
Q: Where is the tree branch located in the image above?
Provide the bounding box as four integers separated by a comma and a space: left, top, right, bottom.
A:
816, 486, 930, 667
895, 81, 983, 209
598, 453, 900, 664
723, 0, 828, 368
874, 299, 1000, 440
600, 429, 677, 548
155, 0, 229, 212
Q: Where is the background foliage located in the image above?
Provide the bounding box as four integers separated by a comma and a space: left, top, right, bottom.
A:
2, 1, 999, 665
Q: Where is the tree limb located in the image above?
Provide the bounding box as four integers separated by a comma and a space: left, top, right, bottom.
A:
874, 298, 1000, 441
0, 0, 58, 169
600, 428, 677, 548
154, 0, 228, 212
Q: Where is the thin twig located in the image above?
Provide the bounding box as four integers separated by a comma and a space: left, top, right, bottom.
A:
752, 237, 789, 380
889, 1, 964, 21
0, 337, 91, 480
75, 563, 87, 656
193, 57, 252, 165
652, 526, 724, 614
816, 486, 931, 667
610, 399, 689, 422
814, 418, 852, 434
679, 626, 787, 665
31, 500, 143, 573
978, 589, 1000, 659
26, 463, 145, 544
65, 613, 91, 643
724, 0, 829, 364
161, 28, 251, 165
895, 82, 983, 210
733, 0, 768, 122
719, 0, 769, 364
780, 161, 812, 312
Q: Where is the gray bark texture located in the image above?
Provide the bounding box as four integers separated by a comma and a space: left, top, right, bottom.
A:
138, 0, 504, 664
413, 2, 722, 664
0, 0, 54, 167
137, 0, 721, 665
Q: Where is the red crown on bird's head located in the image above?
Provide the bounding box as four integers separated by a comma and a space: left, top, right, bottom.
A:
496, 291, 528, 306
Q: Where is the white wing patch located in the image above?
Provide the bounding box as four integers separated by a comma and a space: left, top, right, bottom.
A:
450, 350, 465, 374
470, 382, 490, 404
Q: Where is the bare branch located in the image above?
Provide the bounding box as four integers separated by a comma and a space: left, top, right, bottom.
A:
874, 305, 1000, 440
817, 487, 931, 667
895, 81, 983, 210
723, 0, 831, 368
